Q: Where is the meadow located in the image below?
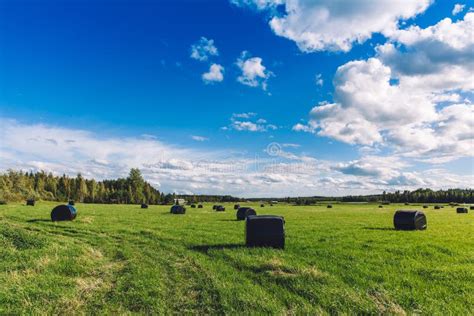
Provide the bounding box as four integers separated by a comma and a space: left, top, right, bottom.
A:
0, 202, 473, 315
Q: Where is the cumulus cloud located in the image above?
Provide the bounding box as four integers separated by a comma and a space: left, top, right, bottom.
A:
202, 63, 224, 83
223, 113, 278, 132
190, 37, 219, 61
236, 51, 273, 90
1, 119, 471, 196
296, 13, 474, 162
452, 3, 466, 15
233, 0, 431, 52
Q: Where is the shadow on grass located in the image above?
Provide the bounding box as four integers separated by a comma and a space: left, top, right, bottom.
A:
190, 244, 245, 254
363, 227, 394, 231
26, 219, 51, 223
218, 219, 240, 222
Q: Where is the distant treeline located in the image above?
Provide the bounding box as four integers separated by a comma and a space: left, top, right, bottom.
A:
0, 169, 168, 204
259, 188, 474, 204
1, 169, 472, 204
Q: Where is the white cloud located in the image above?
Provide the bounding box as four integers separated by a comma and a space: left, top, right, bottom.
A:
236, 51, 273, 90
452, 3, 466, 15
315, 73, 323, 86
202, 63, 224, 83
233, 0, 431, 52
1, 119, 471, 197
224, 113, 278, 132
191, 135, 209, 142
232, 112, 257, 119
296, 13, 474, 162
190, 37, 219, 61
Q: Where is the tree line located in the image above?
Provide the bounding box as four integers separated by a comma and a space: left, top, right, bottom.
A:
1, 169, 472, 204
268, 188, 474, 205
0, 169, 170, 204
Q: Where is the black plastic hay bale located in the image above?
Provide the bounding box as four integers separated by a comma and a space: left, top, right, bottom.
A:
234, 204, 240, 210
379, 205, 383, 208
457, 207, 468, 214
246, 215, 285, 249
170, 205, 186, 214
393, 210, 427, 230
26, 199, 35, 206
423, 205, 429, 209
51, 204, 77, 222
141, 204, 148, 209
191, 204, 196, 208
236, 207, 256, 220
68, 200, 75, 206
216, 205, 225, 212
327, 205, 333, 209
434, 206, 441, 210
404, 203, 410, 205
198, 204, 203, 209
212, 205, 218, 210
470, 206, 474, 210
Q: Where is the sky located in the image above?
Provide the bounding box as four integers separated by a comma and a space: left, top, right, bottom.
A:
0, 0, 473, 197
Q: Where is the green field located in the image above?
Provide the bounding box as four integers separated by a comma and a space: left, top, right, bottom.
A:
0, 202, 473, 314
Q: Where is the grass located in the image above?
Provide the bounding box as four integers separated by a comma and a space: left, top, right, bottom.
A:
0, 202, 473, 314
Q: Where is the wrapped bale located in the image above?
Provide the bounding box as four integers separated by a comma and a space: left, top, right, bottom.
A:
51, 204, 77, 222
393, 210, 427, 230
236, 207, 256, 220
423, 205, 429, 209
198, 204, 203, 209
216, 205, 225, 212
170, 205, 186, 214
234, 204, 240, 210
68, 200, 75, 206
379, 205, 383, 208
470, 206, 474, 210
26, 199, 35, 206
327, 205, 333, 209
141, 204, 148, 209
246, 215, 285, 249
191, 204, 196, 208
260, 204, 265, 208
434, 206, 441, 210
212, 205, 218, 210
457, 207, 468, 214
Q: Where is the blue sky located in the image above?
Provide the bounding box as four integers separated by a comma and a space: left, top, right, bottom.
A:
0, 0, 473, 197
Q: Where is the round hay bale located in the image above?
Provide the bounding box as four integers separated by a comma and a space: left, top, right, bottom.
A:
423, 205, 429, 209
141, 203, 148, 209
170, 205, 186, 214
434, 206, 441, 210
379, 205, 383, 208
393, 210, 427, 230
236, 207, 256, 220
260, 204, 265, 208
51, 204, 77, 222
246, 215, 285, 249
470, 206, 474, 210
68, 200, 75, 206
212, 205, 218, 210
234, 204, 240, 210
327, 205, 333, 209
191, 204, 196, 208
198, 204, 203, 209
404, 203, 410, 205
26, 199, 35, 206
216, 205, 225, 212
457, 207, 468, 214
